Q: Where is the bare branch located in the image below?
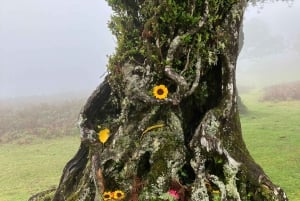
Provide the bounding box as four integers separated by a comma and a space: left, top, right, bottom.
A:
181, 47, 192, 74
185, 57, 202, 97
163, 0, 209, 103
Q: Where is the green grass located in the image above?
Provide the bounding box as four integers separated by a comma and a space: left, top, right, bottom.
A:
0, 136, 80, 201
240, 91, 300, 200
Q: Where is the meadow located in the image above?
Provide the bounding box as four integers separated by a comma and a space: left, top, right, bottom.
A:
0, 91, 299, 201
0, 98, 83, 201
0, 136, 79, 201
240, 91, 300, 200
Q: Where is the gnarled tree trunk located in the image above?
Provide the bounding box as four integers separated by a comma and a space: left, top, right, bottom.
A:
29, 0, 288, 200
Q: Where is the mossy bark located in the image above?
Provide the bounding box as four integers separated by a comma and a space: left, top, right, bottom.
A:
29, 1, 288, 201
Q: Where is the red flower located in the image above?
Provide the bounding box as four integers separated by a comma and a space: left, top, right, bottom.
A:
168, 189, 180, 200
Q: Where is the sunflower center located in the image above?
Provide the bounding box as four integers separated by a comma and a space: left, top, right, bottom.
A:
116, 193, 122, 197
157, 88, 164, 95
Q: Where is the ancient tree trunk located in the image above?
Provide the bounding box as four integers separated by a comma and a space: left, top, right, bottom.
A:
29, 0, 288, 201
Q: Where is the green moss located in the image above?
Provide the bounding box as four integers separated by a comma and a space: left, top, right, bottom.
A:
260, 185, 276, 201
33, 190, 56, 201
66, 192, 80, 201
148, 157, 168, 184
106, 0, 238, 89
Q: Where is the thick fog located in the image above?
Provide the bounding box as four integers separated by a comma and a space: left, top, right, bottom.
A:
237, 1, 300, 88
0, 0, 114, 99
0, 1, 299, 99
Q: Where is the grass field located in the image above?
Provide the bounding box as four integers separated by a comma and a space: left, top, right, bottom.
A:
0, 92, 299, 201
240, 92, 300, 200
0, 136, 80, 201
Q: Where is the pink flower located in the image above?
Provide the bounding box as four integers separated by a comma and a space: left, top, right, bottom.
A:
168, 189, 179, 200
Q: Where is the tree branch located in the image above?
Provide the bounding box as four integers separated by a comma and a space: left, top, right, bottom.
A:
164, 0, 209, 103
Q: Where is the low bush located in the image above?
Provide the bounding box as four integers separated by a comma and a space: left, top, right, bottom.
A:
261, 81, 300, 101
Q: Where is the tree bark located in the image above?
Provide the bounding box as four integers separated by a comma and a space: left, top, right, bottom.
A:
29, 0, 288, 200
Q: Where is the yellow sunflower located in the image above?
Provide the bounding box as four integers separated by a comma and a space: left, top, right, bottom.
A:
113, 190, 125, 200
98, 128, 110, 144
153, 84, 168, 100
103, 191, 113, 200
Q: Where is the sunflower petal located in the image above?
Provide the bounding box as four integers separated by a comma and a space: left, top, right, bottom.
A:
98, 128, 110, 144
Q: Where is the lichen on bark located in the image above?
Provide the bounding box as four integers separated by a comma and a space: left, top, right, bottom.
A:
29, 0, 288, 201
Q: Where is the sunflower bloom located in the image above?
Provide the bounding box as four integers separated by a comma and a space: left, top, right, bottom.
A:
103, 191, 113, 200
98, 128, 110, 144
153, 84, 168, 99
113, 190, 125, 200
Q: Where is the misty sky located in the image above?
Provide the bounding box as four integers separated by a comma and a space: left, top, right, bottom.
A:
0, 1, 299, 99
0, 0, 114, 98
237, 0, 300, 87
